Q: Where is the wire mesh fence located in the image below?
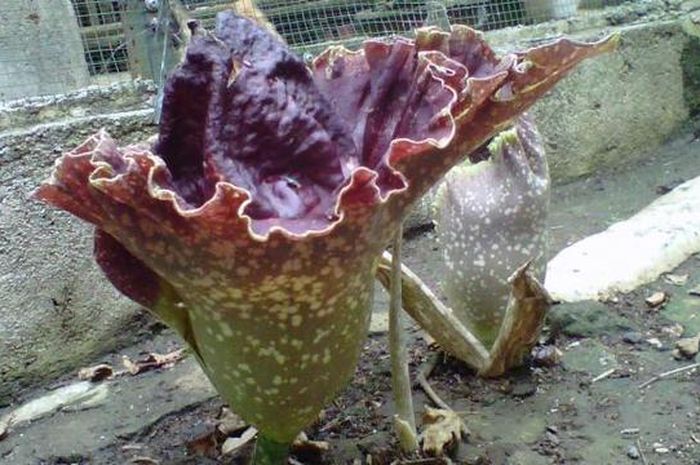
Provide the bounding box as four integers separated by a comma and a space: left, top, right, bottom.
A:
0, 0, 622, 104
72, 0, 130, 76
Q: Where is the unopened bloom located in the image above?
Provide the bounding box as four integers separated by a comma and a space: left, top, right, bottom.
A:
436, 115, 550, 347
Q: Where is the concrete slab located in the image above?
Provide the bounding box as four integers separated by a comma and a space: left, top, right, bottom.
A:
545, 174, 700, 302
0, 357, 215, 462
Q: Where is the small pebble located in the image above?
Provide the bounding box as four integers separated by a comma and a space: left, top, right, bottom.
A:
622, 332, 643, 344
645, 291, 667, 308
674, 334, 700, 359
626, 445, 640, 460
532, 345, 562, 367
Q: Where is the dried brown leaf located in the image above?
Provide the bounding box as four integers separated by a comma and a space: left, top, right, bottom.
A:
122, 349, 186, 376
186, 425, 221, 458
78, 363, 114, 382
292, 431, 330, 462
221, 426, 257, 455
421, 407, 466, 456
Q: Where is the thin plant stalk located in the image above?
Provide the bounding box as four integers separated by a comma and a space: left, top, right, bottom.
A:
376, 253, 490, 370
251, 434, 291, 465
377, 256, 551, 377
389, 224, 419, 452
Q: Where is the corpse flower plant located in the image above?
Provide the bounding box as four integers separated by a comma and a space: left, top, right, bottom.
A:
35, 11, 616, 464
376, 117, 554, 377
435, 114, 551, 348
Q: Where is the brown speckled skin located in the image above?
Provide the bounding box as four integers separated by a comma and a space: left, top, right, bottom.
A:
35, 12, 616, 443
437, 116, 549, 347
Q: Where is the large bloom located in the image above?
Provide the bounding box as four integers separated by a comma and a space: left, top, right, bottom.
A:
35, 12, 616, 444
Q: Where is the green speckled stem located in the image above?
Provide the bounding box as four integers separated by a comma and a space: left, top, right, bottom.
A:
389, 225, 418, 452
251, 434, 290, 465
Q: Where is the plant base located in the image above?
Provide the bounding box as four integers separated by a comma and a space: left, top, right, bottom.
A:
251, 434, 290, 465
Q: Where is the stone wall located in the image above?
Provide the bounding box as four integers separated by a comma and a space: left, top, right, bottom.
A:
0, 82, 157, 403
0, 0, 91, 101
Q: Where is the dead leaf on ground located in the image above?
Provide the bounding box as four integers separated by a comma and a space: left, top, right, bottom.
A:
217, 407, 246, 436
221, 426, 258, 455
78, 363, 114, 382
645, 291, 668, 308
292, 431, 330, 462
185, 422, 223, 458
421, 407, 467, 456
122, 348, 186, 375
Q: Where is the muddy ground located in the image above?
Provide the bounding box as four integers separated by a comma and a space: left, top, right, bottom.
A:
1, 131, 699, 465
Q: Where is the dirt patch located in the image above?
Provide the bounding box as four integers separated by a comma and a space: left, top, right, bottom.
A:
8, 249, 698, 465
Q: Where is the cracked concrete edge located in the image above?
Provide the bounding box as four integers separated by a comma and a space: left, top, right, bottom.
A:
0, 80, 157, 134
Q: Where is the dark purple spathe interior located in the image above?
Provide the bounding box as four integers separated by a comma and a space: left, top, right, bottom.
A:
156, 13, 354, 222
154, 12, 463, 225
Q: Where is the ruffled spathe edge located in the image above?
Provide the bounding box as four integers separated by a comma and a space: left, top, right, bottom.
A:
36, 49, 463, 243
35, 26, 619, 244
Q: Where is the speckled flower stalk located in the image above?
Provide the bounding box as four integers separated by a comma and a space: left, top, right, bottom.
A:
35, 11, 616, 461
436, 115, 550, 347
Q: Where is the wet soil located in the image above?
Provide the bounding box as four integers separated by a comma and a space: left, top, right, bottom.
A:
32, 251, 697, 465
